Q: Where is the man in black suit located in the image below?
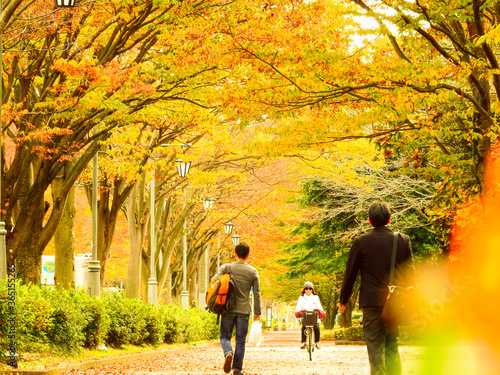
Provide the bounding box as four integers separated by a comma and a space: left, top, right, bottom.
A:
339, 201, 415, 375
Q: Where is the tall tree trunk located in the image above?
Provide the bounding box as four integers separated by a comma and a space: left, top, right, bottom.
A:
162, 271, 172, 303
53, 163, 76, 289
198, 245, 209, 309
16, 241, 43, 285
469, 63, 491, 195
189, 267, 198, 308
9, 142, 99, 285
156, 199, 190, 301
124, 179, 149, 299
89, 178, 132, 288
141, 257, 149, 303
319, 280, 338, 330
473, 130, 491, 195
14, 176, 63, 284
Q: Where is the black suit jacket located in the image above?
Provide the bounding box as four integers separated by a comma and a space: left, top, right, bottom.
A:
340, 226, 415, 308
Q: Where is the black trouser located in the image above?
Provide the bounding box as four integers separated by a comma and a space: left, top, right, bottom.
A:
301, 324, 320, 343
362, 307, 401, 375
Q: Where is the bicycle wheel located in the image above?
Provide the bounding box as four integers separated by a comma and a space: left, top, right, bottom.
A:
307, 327, 313, 361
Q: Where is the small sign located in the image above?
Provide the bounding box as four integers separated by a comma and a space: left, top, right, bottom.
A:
43, 261, 55, 273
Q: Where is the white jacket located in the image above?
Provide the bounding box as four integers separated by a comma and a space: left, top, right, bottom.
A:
295, 293, 323, 313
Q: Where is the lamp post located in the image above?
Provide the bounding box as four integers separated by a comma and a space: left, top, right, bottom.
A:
224, 222, 233, 236
55, 0, 76, 8
55, 0, 77, 5
148, 170, 157, 306
218, 221, 234, 268
177, 159, 191, 309
202, 197, 215, 211
88, 145, 101, 296
232, 231, 241, 246
199, 197, 215, 308
176, 158, 191, 178
0, 0, 77, 281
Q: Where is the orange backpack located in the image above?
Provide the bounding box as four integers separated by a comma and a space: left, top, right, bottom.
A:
206, 265, 235, 323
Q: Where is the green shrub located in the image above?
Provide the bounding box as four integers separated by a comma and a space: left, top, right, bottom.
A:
125, 301, 149, 346
333, 328, 344, 340
45, 287, 88, 354
1, 282, 218, 355
103, 293, 149, 348
334, 325, 364, 341
162, 304, 190, 344
321, 329, 335, 340
1, 283, 91, 355
352, 311, 363, 319
79, 291, 110, 349
0, 279, 10, 351
142, 302, 166, 347
13, 284, 54, 352
182, 309, 203, 343
184, 308, 219, 342
202, 313, 219, 341
345, 325, 364, 341
1, 283, 59, 353
259, 317, 269, 330
161, 305, 218, 344
103, 293, 168, 347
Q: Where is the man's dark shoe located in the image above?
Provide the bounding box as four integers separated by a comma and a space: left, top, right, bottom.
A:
223, 352, 233, 373
233, 370, 245, 375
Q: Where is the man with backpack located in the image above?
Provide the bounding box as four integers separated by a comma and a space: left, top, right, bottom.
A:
211, 242, 262, 375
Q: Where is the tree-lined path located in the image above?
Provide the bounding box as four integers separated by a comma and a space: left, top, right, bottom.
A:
63, 329, 423, 375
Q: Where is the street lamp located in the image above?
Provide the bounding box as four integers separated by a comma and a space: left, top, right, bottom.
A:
202, 197, 216, 210
224, 222, 233, 235
177, 159, 191, 309
199, 198, 215, 308
232, 232, 241, 246
176, 159, 191, 177
88, 145, 101, 297
145, 151, 190, 303
55, 0, 77, 6
217, 222, 234, 269
0, 0, 77, 281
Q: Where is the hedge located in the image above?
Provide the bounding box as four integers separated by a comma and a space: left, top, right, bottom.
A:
334, 325, 365, 341
0, 281, 219, 356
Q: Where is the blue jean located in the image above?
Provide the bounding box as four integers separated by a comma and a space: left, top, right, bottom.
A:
220, 312, 249, 371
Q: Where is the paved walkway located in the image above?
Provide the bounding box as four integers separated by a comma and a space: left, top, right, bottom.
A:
62, 329, 424, 375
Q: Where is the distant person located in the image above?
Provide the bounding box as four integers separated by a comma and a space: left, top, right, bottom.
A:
339, 201, 415, 375
212, 242, 262, 375
294, 281, 325, 349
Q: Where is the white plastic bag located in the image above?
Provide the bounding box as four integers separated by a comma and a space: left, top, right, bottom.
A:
248, 321, 262, 346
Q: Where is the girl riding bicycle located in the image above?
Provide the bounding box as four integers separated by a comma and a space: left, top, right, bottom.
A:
294, 281, 325, 349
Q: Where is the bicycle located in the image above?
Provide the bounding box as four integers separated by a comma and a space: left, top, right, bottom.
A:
300, 310, 318, 361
